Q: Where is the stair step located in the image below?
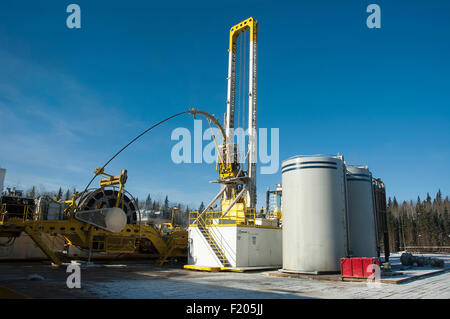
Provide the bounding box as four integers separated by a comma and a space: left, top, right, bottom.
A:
197, 224, 232, 267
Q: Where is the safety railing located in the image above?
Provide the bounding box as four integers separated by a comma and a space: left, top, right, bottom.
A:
0, 204, 35, 223
189, 209, 264, 227
196, 213, 228, 266
266, 210, 283, 221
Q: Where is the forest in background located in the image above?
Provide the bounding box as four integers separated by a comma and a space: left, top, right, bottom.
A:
385, 190, 450, 252
18, 186, 198, 227
11, 186, 450, 251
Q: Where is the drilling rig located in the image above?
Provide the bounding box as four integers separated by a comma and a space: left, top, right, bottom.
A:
0, 17, 268, 269
186, 17, 282, 271
189, 17, 259, 222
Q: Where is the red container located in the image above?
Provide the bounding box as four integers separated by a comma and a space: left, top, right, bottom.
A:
340, 257, 380, 279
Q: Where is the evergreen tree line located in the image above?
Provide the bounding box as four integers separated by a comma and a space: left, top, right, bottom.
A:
137, 194, 205, 214
21, 186, 208, 228
24, 186, 76, 201
385, 190, 450, 252
24, 185, 449, 245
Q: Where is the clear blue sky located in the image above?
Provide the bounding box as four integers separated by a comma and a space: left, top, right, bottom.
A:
0, 0, 449, 209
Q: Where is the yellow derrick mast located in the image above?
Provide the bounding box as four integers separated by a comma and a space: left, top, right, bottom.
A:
188, 17, 258, 225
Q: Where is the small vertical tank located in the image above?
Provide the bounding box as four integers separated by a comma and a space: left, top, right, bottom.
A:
346, 166, 378, 257
281, 155, 348, 273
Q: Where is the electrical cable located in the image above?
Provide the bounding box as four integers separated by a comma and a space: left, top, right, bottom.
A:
78, 110, 188, 241
82, 110, 188, 193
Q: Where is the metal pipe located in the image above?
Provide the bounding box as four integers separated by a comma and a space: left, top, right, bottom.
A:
195, 187, 227, 224
187, 108, 226, 143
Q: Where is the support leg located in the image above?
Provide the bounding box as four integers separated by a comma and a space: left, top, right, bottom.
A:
24, 226, 61, 266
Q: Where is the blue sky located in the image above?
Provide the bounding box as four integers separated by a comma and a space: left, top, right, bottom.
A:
0, 0, 449, 209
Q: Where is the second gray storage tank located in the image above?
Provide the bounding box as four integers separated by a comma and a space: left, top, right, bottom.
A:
346, 166, 378, 257
281, 155, 348, 274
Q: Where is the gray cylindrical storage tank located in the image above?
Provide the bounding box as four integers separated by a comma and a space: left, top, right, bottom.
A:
281, 155, 348, 274
346, 166, 377, 257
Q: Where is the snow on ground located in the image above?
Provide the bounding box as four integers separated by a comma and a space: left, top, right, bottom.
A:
82, 253, 450, 299
0, 252, 448, 299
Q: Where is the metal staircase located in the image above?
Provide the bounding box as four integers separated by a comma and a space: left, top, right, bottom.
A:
197, 217, 231, 267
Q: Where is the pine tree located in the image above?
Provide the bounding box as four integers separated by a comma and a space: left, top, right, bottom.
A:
145, 194, 152, 210
199, 201, 205, 213
393, 196, 398, 208
164, 196, 169, 212
436, 189, 442, 204
56, 187, 63, 201
426, 193, 432, 204
28, 186, 36, 199
64, 189, 71, 201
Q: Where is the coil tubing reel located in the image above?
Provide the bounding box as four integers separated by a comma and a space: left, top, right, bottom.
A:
75, 188, 139, 225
